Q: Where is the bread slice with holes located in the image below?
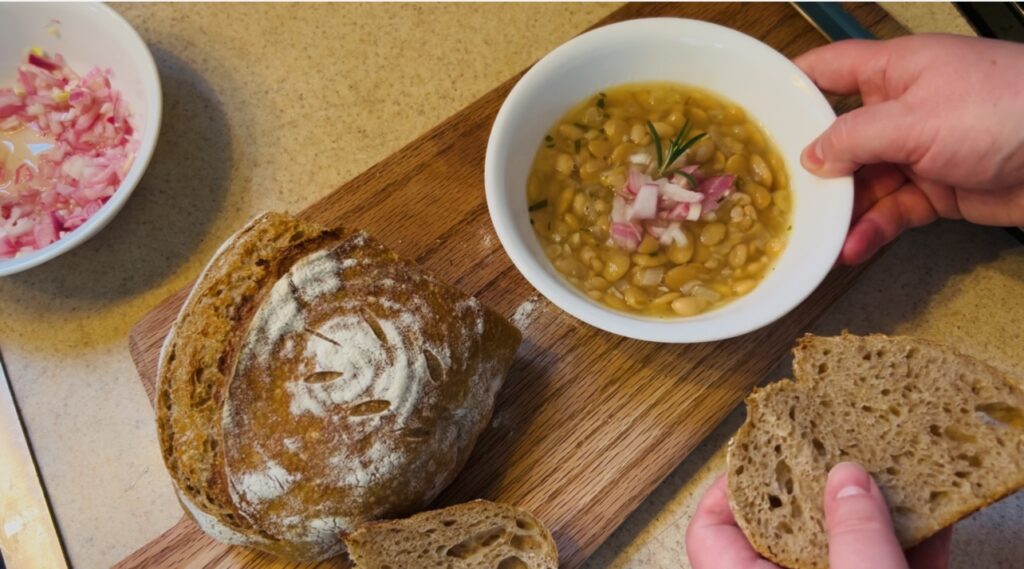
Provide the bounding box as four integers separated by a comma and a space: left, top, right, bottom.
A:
728, 333, 1024, 569
345, 500, 558, 569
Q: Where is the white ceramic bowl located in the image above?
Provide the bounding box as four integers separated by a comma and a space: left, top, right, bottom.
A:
485, 18, 851, 343
0, 3, 161, 276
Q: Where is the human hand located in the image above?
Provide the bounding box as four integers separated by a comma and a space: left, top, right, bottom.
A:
795, 34, 1024, 264
686, 462, 953, 569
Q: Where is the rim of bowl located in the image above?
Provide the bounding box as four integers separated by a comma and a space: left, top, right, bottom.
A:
0, 3, 163, 277
485, 17, 852, 343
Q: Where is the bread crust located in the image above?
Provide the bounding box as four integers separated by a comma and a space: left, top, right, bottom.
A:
727, 381, 807, 568
156, 212, 522, 560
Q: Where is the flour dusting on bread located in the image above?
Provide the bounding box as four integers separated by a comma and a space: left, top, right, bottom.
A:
158, 212, 522, 562
292, 249, 344, 302
246, 274, 305, 365
288, 310, 446, 423
222, 233, 515, 554
242, 249, 348, 365
330, 437, 403, 490
234, 459, 299, 504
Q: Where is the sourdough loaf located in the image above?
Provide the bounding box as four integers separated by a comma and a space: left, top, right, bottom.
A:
156, 212, 522, 561
345, 500, 558, 569
727, 333, 1024, 569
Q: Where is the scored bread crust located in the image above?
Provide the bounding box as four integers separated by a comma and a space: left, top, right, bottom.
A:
345, 500, 558, 569
727, 333, 1024, 569
156, 212, 522, 561
157, 212, 338, 544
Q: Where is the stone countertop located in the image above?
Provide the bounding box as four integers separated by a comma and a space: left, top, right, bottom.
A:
0, 4, 1019, 569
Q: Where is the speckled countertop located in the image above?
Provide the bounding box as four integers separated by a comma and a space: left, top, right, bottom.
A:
0, 4, 1019, 569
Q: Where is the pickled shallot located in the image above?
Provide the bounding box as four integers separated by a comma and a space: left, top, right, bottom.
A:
609, 168, 735, 251
0, 49, 136, 258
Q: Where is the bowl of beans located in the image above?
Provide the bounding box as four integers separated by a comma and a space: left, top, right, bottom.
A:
0, 4, 161, 275
485, 18, 852, 343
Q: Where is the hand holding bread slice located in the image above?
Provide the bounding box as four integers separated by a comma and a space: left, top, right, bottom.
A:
727, 333, 1024, 569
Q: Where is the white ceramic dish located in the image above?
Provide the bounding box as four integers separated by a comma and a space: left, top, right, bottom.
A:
485, 18, 851, 343
0, 3, 162, 276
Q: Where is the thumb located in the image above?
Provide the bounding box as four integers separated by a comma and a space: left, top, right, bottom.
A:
825, 462, 908, 569
801, 100, 922, 177
795, 39, 889, 97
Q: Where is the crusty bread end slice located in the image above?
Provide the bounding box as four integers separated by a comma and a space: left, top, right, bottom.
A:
345, 500, 558, 569
728, 333, 1024, 569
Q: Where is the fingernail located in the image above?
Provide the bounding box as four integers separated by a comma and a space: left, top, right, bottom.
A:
829, 462, 872, 500
836, 485, 867, 499
803, 138, 824, 170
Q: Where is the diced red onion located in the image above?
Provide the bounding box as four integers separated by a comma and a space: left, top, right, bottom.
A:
659, 222, 689, 247
0, 49, 135, 258
32, 212, 59, 247
698, 175, 735, 213
611, 195, 628, 224
0, 92, 21, 118
659, 181, 703, 204
686, 202, 703, 221
610, 222, 642, 251
6, 217, 32, 238
609, 163, 732, 252
28, 52, 60, 72
646, 222, 667, 239
663, 203, 691, 221
628, 183, 659, 221
669, 174, 690, 189
0, 236, 15, 256
14, 164, 34, 185
623, 169, 648, 198
68, 88, 91, 108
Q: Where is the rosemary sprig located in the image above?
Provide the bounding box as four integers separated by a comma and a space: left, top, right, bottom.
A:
528, 199, 548, 212
646, 121, 663, 172
647, 119, 707, 178
675, 169, 699, 189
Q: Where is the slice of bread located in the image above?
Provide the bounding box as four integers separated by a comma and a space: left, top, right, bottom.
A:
345, 500, 558, 569
728, 333, 1024, 569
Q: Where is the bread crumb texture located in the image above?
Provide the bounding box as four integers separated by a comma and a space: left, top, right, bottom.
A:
728, 333, 1024, 569
346, 500, 558, 569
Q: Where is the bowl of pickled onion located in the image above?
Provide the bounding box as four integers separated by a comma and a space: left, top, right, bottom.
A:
0, 3, 161, 276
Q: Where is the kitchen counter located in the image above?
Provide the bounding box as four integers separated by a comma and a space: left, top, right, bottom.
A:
0, 4, 1019, 568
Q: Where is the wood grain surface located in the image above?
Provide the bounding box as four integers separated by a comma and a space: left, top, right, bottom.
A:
117, 3, 905, 568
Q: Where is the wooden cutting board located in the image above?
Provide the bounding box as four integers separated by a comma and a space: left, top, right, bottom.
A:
118, 3, 904, 568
